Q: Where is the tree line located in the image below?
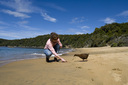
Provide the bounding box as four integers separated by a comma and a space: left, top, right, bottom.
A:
0, 22, 128, 48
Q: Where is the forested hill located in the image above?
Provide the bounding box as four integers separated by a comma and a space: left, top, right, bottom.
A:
0, 22, 128, 48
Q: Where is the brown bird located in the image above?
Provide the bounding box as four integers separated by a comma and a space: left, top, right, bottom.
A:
74, 53, 89, 61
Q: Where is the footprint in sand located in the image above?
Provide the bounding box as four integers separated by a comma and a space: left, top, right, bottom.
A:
123, 82, 128, 85
88, 69, 94, 73
111, 68, 122, 82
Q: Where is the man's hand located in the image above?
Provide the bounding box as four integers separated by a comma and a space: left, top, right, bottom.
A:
61, 58, 67, 62
60, 46, 62, 48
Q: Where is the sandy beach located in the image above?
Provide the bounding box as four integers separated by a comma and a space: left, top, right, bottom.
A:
0, 47, 128, 85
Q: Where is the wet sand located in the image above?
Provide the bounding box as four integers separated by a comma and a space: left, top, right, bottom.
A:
0, 47, 128, 85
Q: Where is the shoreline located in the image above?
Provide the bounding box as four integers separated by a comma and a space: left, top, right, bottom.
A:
0, 46, 72, 49
0, 47, 128, 85
0, 47, 74, 67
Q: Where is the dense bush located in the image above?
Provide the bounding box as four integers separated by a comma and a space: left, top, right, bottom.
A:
0, 22, 128, 48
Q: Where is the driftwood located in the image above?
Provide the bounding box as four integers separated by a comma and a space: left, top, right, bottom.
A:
74, 53, 89, 61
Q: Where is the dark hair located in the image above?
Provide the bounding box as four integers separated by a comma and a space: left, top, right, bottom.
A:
50, 32, 59, 40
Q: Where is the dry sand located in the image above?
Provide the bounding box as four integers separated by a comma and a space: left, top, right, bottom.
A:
0, 47, 128, 85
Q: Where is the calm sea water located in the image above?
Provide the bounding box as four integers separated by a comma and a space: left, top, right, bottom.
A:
0, 47, 73, 66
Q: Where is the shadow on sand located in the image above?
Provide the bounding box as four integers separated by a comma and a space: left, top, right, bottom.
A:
75, 59, 88, 62
47, 59, 61, 63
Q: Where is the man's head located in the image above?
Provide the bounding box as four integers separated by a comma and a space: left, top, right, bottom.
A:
50, 32, 59, 42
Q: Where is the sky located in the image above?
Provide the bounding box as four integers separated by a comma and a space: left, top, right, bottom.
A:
0, 0, 128, 40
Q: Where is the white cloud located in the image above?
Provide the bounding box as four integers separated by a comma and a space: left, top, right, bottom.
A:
66, 28, 89, 34
75, 32, 84, 34
0, 0, 57, 22
0, 30, 21, 38
2, 9, 30, 18
118, 10, 128, 16
44, 2, 66, 12
0, 20, 45, 39
16, 21, 39, 30
0, 26, 8, 29
0, 21, 9, 25
0, 0, 66, 13
103, 17, 115, 24
66, 28, 76, 33
0, 30, 44, 39
18, 21, 28, 25
0, 0, 33, 13
41, 12, 56, 22
70, 17, 85, 23
15, 0, 33, 13
81, 26, 90, 29
0, 0, 32, 19
20, 25, 39, 30
81, 26, 90, 33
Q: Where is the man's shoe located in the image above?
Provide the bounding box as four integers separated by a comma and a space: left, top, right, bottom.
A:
46, 57, 49, 62
54, 57, 59, 62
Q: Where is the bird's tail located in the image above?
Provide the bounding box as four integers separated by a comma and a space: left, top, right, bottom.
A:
72, 55, 76, 60
74, 54, 79, 56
